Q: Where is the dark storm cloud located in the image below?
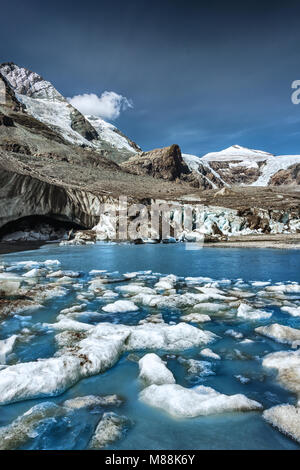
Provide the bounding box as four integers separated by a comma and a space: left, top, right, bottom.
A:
1, 0, 300, 155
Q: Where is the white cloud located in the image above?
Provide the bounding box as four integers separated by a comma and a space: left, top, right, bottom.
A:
68, 91, 133, 120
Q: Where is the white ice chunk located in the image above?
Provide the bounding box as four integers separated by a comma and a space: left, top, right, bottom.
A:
180, 312, 211, 323
237, 303, 272, 320
256, 323, 300, 345
139, 353, 175, 386
102, 300, 139, 313
281, 306, 300, 317
200, 348, 221, 360
139, 384, 262, 418
263, 404, 300, 443
0, 335, 18, 364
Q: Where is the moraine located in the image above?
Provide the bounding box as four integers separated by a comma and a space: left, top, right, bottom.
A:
0, 242, 300, 449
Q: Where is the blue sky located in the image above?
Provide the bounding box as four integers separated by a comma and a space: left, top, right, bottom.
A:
1, 0, 300, 155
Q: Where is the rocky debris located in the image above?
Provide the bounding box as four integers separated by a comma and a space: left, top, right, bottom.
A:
0, 111, 14, 127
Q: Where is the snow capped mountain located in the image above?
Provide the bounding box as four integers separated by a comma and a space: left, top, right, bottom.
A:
183, 145, 300, 187
0, 63, 298, 188
201, 144, 274, 161
182, 154, 229, 189
0, 63, 139, 156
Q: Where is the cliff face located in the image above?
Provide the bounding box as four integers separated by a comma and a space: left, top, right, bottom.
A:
121, 144, 190, 181
0, 169, 104, 230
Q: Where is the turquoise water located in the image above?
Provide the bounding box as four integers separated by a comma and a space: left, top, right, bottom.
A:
1, 242, 300, 450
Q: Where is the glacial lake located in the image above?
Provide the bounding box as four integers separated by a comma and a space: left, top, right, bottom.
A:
1, 242, 300, 450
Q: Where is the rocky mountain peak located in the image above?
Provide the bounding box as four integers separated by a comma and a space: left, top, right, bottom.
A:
0, 62, 140, 158
121, 144, 190, 181
0, 62, 63, 101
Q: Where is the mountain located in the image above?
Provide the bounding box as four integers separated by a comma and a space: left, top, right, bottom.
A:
182, 145, 300, 188
0, 63, 299, 243
0, 64, 193, 235
0, 63, 140, 163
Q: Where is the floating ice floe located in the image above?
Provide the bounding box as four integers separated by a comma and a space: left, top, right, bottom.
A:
0, 393, 123, 450
225, 329, 243, 339
256, 323, 300, 346
237, 303, 272, 321
139, 353, 175, 386
251, 281, 271, 287
185, 276, 213, 284
0, 335, 18, 364
266, 284, 300, 294
200, 348, 221, 360
281, 306, 300, 317
22, 268, 47, 278
192, 302, 228, 313
116, 284, 155, 296
63, 394, 122, 409
180, 312, 211, 323
262, 349, 300, 403
88, 412, 129, 449
0, 280, 21, 296
49, 271, 80, 280
263, 404, 300, 443
139, 383, 262, 418
0, 402, 64, 450
178, 357, 215, 378
155, 275, 178, 291
235, 375, 250, 384
102, 300, 139, 313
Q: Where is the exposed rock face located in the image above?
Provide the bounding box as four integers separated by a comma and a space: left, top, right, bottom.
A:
122, 144, 190, 181
69, 108, 99, 142
0, 73, 24, 112
270, 164, 300, 186
0, 168, 102, 229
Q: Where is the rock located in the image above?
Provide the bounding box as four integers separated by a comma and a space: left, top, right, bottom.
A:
121, 144, 190, 181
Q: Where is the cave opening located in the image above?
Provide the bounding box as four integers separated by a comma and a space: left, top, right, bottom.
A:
0, 215, 85, 242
